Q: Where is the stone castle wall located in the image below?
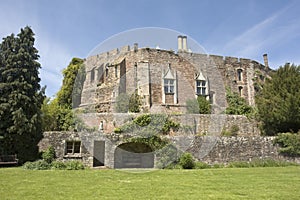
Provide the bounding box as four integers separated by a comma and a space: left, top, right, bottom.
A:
39, 132, 300, 168
80, 46, 271, 114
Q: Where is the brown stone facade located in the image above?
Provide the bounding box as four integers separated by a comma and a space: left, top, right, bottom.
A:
79, 40, 270, 114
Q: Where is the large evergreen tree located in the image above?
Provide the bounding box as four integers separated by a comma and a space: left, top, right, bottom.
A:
256, 63, 300, 135
0, 27, 44, 163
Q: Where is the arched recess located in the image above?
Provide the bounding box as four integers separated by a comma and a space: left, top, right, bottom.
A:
114, 142, 154, 168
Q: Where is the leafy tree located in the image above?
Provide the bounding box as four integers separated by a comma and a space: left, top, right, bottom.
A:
256, 64, 300, 135
0, 27, 44, 163
225, 88, 253, 116
41, 58, 86, 131
129, 90, 142, 113
197, 95, 211, 114
186, 96, 211, 114
56, 57, 84, 109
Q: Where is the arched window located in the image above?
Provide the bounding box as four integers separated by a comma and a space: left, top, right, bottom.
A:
238, 86, 243, 96
237, 69, 243, 81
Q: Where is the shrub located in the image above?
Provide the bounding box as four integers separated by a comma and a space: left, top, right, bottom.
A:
273, 132, 300, 156
51, 161, 67, 170
23, 160, 51, 170
129, 90, 142, 113
42, 146, 56, 164
65, 160, 85, 170
179, 153, 195, 169
194, 162, 210, 169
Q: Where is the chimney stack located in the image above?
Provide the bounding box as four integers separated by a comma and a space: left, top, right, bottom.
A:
263, 54, 269, 68
134, 43, 138, 52
182, 36, 187, 52
177, 35, 183, 52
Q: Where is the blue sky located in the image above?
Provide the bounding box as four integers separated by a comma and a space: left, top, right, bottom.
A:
1, 0, 300, 97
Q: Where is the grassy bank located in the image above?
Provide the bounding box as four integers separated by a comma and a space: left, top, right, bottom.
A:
1, 167, 299, 199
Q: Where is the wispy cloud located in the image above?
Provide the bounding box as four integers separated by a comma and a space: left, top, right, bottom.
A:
223, 3, 296, 58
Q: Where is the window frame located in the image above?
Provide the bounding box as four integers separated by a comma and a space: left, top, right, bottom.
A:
164, 78, 175, 94
65, 141, 81, 155
196, 80, 206, 96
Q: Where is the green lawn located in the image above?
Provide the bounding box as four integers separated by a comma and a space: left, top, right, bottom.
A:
0, 167, 299, 199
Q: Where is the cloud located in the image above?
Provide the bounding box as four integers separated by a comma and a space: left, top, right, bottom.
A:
222, 4, 295, 58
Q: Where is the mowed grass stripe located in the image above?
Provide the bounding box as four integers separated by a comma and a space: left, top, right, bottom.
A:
0, 167, 299, 199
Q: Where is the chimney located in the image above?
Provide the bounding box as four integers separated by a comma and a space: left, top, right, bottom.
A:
182, 36, 187, 52
263, 54, 269, 68
177, 35, 183, 52
134, 43, 138, 52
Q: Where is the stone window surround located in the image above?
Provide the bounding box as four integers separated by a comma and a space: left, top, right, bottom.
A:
64, 140, 81, 156
237, 68, 243, 82
164, 79, 175, 94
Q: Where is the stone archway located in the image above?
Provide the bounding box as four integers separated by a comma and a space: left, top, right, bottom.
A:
114, 142, 154, 168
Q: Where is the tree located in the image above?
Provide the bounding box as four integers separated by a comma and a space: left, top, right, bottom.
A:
0, 27, 45, 163
256, 63, 300, 135
41, 57, 86, 132
225, 88, 253, 116
56, 58, 84, 109
197, 95, 211, 114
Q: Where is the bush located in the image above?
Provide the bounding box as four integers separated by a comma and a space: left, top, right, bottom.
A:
274, 132, 300, 156
23, 160, 51, 170
65, 160, 85, 170
42, 146, 56, 163
51, 161, 67, 170
179, 153, 195, 169
194, 162, 210, 169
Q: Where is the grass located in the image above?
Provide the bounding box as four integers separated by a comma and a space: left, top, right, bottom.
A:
0, 167, 300, 199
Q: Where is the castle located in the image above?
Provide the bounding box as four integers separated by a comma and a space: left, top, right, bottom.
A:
80, 35, 270, 116
39, 36, 279, 168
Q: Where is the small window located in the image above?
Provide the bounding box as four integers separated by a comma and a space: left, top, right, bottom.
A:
90, 68, 95, 83
115, 66, 118, 78
196, 80, 206, 95
105, 65, 109, 77
66, 141, 81, 154
237, 69, 243, 81
238, 86, 243, 96
164, 79, 174, 94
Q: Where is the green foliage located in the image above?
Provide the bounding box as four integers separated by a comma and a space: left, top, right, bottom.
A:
56, 58, 84, 109
225, 88, 253, 116
129, 90, 142, 113
42, 146, 56, 164
23, 160, 85, 170
0, 26, 44, 163
256, 64, 300, 135
65, 160, 85, 170
118, 114, 179, 135
51, 161, 67, 170
197, 96, 211, 114
186, 96, 211, 114
23, 160, 51, 170
179, 153, 195, 169
194, 161, 211, 169
41, 98, 76, 131
274, 132, 300, 156
227, 159, 298, 168
221, 124, 240, 136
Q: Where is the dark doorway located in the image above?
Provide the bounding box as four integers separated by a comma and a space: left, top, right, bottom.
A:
93, 141, 105, 167
114, 142, 154, 168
